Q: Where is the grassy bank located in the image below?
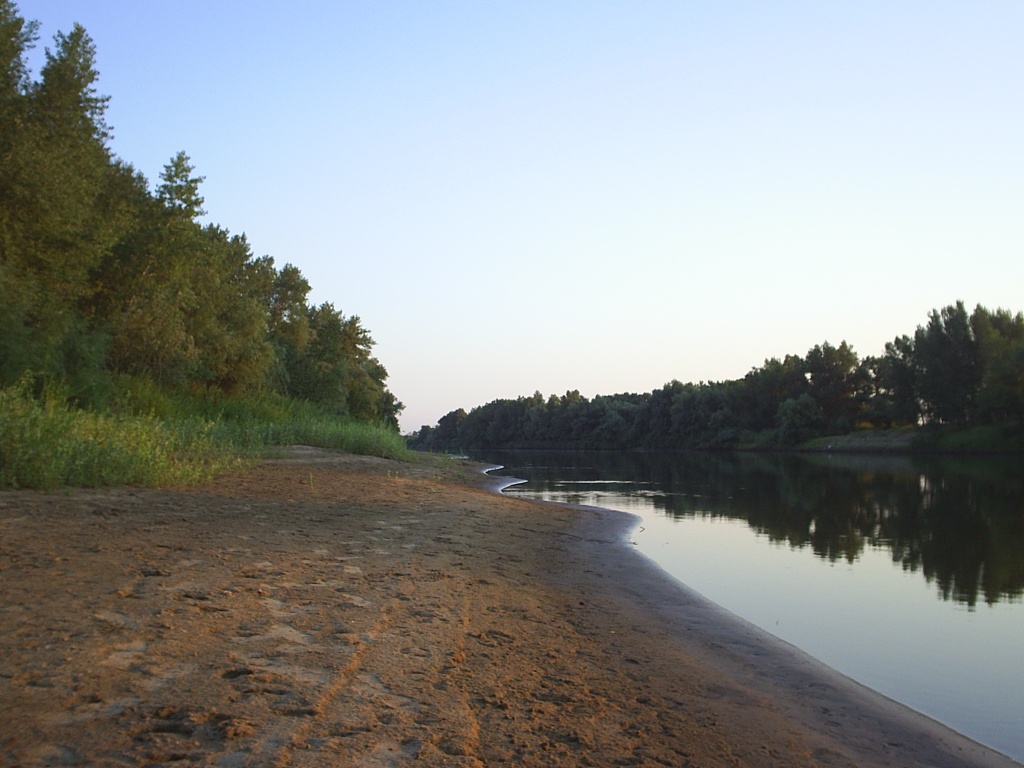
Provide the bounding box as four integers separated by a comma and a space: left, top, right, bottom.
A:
802, 428, 916, 453
802, 424, 1024, 454
910, 422, 1024, 453
0, 383, 410, 490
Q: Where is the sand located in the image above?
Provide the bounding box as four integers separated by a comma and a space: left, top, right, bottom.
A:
0, 447, 1018, 767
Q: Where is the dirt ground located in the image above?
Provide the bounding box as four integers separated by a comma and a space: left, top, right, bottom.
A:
0, 448, 1018, 767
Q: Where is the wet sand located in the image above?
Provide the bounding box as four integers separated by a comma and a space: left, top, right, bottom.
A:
0, 448, 1018, 767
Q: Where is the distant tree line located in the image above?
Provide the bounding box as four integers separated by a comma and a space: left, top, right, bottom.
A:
411, 302, 1024, 452
0, 3, 401, 427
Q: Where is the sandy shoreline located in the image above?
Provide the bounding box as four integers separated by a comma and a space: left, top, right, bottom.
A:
0, 448, 1019, 767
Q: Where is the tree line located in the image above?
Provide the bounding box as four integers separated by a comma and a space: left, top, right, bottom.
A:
411, 302, 1024, 452
0, 3, 401, 427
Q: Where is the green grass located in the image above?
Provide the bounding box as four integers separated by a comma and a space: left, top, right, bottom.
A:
0, 382, 410, 490
211, 413, 411, 461
0, 385, 242, 489
913, 422, 1024, 453
802, 427, 916, 452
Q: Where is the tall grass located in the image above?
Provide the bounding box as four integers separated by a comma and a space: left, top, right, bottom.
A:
183, 390, 411, 460
211, 410, 411, 460
0, 385, 241, 489
0, 382, 410, 490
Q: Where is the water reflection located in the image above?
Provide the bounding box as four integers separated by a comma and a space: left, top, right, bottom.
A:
485, 451, 1024, 608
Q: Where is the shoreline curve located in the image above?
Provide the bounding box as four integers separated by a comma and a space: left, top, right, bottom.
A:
487, 466, 1021, 768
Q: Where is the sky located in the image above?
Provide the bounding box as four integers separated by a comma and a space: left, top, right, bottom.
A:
22, 1, 1024, 432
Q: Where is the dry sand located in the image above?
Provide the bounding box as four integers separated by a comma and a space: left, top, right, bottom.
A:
0, 447, 1018, 767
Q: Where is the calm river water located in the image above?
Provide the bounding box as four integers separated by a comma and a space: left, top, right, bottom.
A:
476, 450, 1024, 763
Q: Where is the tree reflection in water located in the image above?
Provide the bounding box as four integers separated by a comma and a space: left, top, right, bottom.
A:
486, 450, 1024, 608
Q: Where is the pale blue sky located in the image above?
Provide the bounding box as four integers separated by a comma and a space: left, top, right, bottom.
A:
24, 2, 1024, 431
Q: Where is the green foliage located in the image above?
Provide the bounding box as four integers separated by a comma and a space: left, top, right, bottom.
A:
157, 150, 205, 217
776, 394, 825, 446
804, 341, 861, 433
913, 302, 980, 427
912, 423, 1024, 454
0, 381, 410, 489
869, 335, 919, 427
0, 382, 242, 489
244, 418, 409, 461
972, 308, 1024, 425
0, 2, 403, 443
277, 302, 402, 427
188, 391, 411, 460
1, 13, 124, 388
412, 303, 1024, 455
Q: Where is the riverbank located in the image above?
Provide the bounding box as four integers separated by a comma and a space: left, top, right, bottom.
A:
1, 448, 1018, 767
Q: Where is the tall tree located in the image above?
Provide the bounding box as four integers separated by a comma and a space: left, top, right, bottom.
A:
26, 22, 115, 305
739, 355, 808, 431
187, 227, 273, 392
864, 333, 921, 428
0, 1, 35, 98
1, 14, 122, 387
157, 149, 205, 217
96, 155, 203, 386
256, 259, 312, 393
804, 341, 861, 432
266, 262, 312, 351
0, 1, 38, 383
913, 302, 980, 426
971, 306, 1024, 425
96, 152, 275, 393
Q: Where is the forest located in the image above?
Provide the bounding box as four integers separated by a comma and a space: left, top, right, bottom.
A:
0, 4, 401, 425
0, 3, 404, 487
410, 301, 1024, 453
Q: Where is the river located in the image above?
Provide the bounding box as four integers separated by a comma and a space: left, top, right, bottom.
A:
475, 449, 1024, 763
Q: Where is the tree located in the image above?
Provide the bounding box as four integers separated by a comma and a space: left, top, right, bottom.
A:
0, 1, 35, 99
804, 341, 861, 433
186, 227, 273, 392
25, 22, 116, 306
282, 303, 401, 425
157, 150, 205, 218
738, 355, 808, 432
0, 1, 36, 381
643, 380, 684, 448
266, 262, 312, 349
972, 306, 1024, 425
94, 154, 273, 392
94, 156, 202, 386
1, 14, 123, 390
0, 9, 403, 429
435, 408, 467, 447
913, 302, 980, 426
669, 382, 743, 448
776, 394, 824, 446
0, 1, 37, 369
869, 334, 919, 427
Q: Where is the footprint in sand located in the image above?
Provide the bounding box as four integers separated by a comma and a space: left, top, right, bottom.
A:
336, 593, 372, 608
235, 623, 313, 645
100, 641, 148, 669
353, 673, 422, 714
94, 610, 138, 630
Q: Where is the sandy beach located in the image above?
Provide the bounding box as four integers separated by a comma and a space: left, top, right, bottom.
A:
0, 447, 1018, 767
